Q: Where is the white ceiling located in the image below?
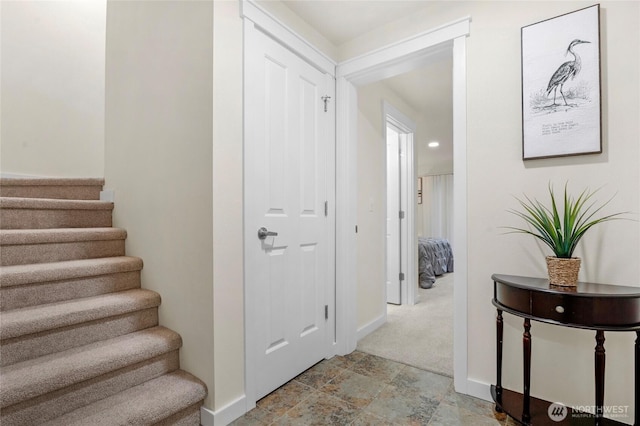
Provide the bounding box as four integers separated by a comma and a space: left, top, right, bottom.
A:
280, 0, 434, 46
279, 0, 452, 113
382, 54, 452, 115
381, 60, 453, 173
279, 0, 453, 172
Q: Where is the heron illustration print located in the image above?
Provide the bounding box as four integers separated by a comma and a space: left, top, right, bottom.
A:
521, 5, 601, 160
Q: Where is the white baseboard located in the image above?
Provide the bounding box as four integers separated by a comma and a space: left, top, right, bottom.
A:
200, 406, 215, 426
356, 312, 386, 341
464, 378, 492, 402
199, 377, 491, 425
201, 394, 247, 426
100, 189, 115, 202
0, 172, 40, 178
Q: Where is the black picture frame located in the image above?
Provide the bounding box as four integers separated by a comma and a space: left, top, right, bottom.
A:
521, 4, 602, 160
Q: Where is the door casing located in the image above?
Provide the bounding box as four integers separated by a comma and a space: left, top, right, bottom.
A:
384, 101, 417, 307
241, 0, 474, 410
334, 18, 471, 396
385, 125, 402, 305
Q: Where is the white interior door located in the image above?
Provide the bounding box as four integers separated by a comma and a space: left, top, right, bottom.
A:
245, 25, 333, 400
386, 126, 401, 304
384, 103, 417, 306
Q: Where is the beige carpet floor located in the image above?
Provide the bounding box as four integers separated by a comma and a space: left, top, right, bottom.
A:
357, 273, 454, 377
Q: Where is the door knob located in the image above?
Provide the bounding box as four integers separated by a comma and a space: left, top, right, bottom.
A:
258, 227, 278, 240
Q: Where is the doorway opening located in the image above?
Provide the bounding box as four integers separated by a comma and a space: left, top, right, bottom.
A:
334, 15, 470, 396
357, 59, 455, 377
384, 101, 417, 307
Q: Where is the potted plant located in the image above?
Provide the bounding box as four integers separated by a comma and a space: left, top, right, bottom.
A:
506, 184, 628, 286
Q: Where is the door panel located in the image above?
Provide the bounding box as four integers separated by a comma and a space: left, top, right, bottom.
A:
245, 26, 331, 400
386, 127, 401, 304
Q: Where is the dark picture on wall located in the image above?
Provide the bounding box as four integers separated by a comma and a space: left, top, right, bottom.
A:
521, 4, 601, 160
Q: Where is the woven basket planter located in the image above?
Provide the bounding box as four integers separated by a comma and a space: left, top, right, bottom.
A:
546, 256, 581, 287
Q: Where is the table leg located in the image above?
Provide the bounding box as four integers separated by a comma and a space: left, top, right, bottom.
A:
635, 331, 639, 426
496, 309, 503, 411
523, 318, 532, 424
595, 331, 606, 425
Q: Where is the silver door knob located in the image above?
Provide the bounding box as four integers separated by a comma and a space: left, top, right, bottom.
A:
258, 227, 278, 240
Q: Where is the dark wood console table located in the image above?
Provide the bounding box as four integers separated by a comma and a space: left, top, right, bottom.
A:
491, 274, 640, 425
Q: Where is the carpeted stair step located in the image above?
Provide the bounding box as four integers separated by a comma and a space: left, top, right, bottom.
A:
1, 289, 160, 366
42, 370, 207, 426
0, 197, 114, 229
0, 228, 126, 266
0, 326, 182, 425
1, 351, 180, 426
1, 325, 179, 406
1, 308, 159, 367
0, 177, 207, 425
0, 256, 143, 311
0, 178, 104, 200
152, 402, 203, 426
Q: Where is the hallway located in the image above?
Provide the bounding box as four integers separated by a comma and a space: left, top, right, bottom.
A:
231, 351, 505, 425
358, 273, 454, 377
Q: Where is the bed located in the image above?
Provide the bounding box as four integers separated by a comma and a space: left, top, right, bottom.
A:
418, 237, 454, 289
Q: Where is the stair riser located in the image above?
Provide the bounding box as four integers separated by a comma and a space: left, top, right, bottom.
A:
155, 403, 202, 426
1, 308, 158, 367
1, 351, 180, 426
1, 270, 141, 311
1, 209, 112, 230
0, 186, 102, 200
1, 240, 125, 266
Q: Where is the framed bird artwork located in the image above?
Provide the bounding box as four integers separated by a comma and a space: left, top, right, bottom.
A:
521, 4, 601, 160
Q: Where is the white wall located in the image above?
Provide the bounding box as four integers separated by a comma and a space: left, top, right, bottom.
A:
104, 0, 214, 409
4, 0, 638, 422
256, 0, 338, 60
1, 0, 106, 177
212, 0, 245, 411
349, 1, 639, 421
466, 3, 639, 418
356, 81, 420, 329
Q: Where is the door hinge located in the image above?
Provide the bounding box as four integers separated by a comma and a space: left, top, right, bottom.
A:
324, 201, 328, 217
399, 211, 405, 219
325, 305, 329, 320
399, 272, 405, 281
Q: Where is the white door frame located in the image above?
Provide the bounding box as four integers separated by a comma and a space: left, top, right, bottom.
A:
384, 101, 417, 306
240, 0, 337, 410
335, 17, 471, 394
241, 0, 473, 404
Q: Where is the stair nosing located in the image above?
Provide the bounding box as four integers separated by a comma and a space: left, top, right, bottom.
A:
0, 326, 181, 408
0, 178, 105, 187
0, 257, 143, 287
1, 289, 160, 340
0, 228, 127, 245
0, 197, 114, 210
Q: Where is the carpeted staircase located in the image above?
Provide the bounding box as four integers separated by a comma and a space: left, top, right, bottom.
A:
0, 178, 207, 425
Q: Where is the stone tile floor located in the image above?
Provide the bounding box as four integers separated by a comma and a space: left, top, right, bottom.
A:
231, 351, 510, 425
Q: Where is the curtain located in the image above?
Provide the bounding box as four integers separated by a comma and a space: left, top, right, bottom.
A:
420, 174, 454, 245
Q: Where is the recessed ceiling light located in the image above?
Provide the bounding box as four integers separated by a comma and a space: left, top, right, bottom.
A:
428, 141, 440, 148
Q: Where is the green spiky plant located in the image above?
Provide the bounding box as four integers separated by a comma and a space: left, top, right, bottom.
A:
506, 184, 627, 258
